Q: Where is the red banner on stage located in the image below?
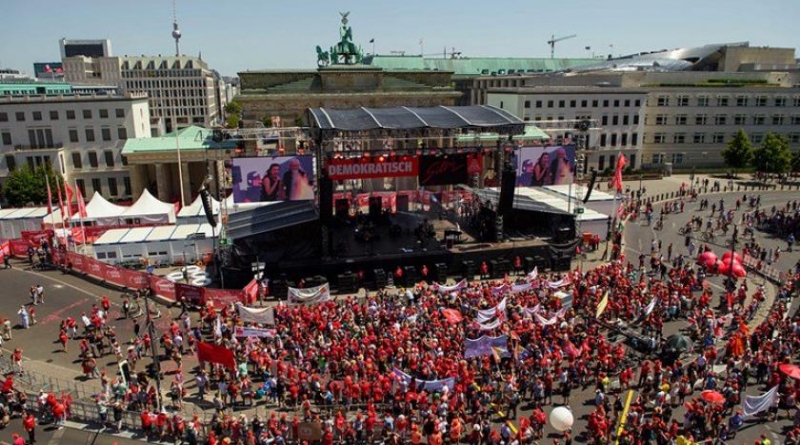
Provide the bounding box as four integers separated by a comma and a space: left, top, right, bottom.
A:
66, 252, 86, 273
204, 288, 244, 307
150, 276, 176, 301
101, 263, 126, 287
21, 230, 54, 247
327, 157, 419, 180
124, 269, 150, 290
175, 283, 206, 306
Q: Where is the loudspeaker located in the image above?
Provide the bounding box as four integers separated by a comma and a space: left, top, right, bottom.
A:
498, 168, 516, 216
369, 196, 382, 219
335, 199, 350, 218
319, 173, 333, 223
338, 272, 358, 294
396, 194, 410, 213
434, 263, 448, 283
199, 187, 217, 228
583, 170, 598, 203
554, 227, 572, 243
373, 269, 387, 289
403, 265, 419, 285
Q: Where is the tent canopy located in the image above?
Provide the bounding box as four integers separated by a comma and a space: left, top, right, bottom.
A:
74, 191, 127, 223
122, 189, 176, 223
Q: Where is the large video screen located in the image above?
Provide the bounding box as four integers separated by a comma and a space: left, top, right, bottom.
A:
232, 156, 315, 203
513, 145, 576, 187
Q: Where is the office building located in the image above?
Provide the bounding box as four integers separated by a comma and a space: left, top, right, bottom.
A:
59, 38, 112, 58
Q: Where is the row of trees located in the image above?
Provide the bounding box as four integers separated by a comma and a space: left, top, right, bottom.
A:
0, 165, 65, 208
722, 129, 799, 174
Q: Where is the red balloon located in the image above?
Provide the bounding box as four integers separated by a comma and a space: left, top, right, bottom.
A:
731, 262, 747, 278
697, 251, 718, 267
718, 261, 731, 275
721, 251, 742, 263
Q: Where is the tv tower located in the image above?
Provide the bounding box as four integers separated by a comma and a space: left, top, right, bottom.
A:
171, 0, 182, 56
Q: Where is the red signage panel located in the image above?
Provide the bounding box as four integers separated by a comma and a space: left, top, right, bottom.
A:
175, 283, 206, 306
102, 263, 126, 287
124, 270, 150, 290
150, 276, 176, 301
327, 157, 419, 180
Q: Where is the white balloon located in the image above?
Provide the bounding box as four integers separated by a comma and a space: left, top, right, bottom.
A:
549, 406, 574, 432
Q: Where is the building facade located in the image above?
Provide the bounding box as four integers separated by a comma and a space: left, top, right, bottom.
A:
60, 38, 112, 58
0, 87, 150, 200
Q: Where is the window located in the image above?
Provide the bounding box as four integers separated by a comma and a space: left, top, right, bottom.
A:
535, 100, 542, 108
66, 110, 75, 120
123, 176, 131, 195
49, 110, 59, 120
697, 96, 709, 107
656, 96, 669, 106
72, 152, 82, 169
621, 133, 628, 146
601, 116, 608, 125
695, 114, 708, 125
791, 115, 800, 125
715, 115, 727, 125
108, 178, 118, 196
677, 96, 689, 106
734, 114, 746, 125
751, 133, 764, 144
85, 128, 95, 142
772, 115, 785, 125
101, 128, 112, 141
547, 100, 554, 108
651, 153, 664, 164
68, 129, 79, 143
675, 114, 687, 125
610, 134, 618, 146
558, 100, 565, 108
717, 96, 729, 107
634, 99, 641, 107
32, 111, 43, 121
117, 127, 128, 140
631, 133, 639, 146
653, 133, 666, 144
793, 97, 800, 107
655, 114, 667, 125
82, 110, 92, 119
104, 150, 115, 167
76, 179, 86, 197
712, 133, 725, 143
755, 96, 767, 107
598, 155, 605, 171
753, 115, 765, 125
602, 100, 609, 107
736, 96, 748, 107
99, 109, 109, 118
789, 133, 800, 144
91, 178, 102, 193
612, 115, 619, 125
672, 153, 684, 164
569, 100, 576, 108
115, 108, 125, 118
775, 97, 786, 107
1, 132, 11, 145
524, 100, 531, 109
673, 133, 686, 144
624, 99, 630, 107
15, 112, 25, 121
693, 133, 706, 144
633, 115, 640, 125
88, 151, 98, 168
600, 134, 607, 147
592, 100, 599, 107
580, 100, 587, 107
0, 112, 7, 122
623, 115, 629, 125
613, 100, 620, 107
5, 155, 16, 171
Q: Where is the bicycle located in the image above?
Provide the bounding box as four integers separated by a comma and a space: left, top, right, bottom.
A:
702, 231, 716, 243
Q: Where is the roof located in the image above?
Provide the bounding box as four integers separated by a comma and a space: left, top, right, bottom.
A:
475, 187, 609, 221
171, 223, 215, 240
543, 185, 616, 202
2, 207, 49, 219
457, 125, 550, 143
121, 125, 238, 155
307, 105, 524, 133
119, 227, 155, 243
94, 228, 129, 245
122, 189, 175, 218
144, 225, 177, 242
75, 191, 127, 221
363, 56, 597, 76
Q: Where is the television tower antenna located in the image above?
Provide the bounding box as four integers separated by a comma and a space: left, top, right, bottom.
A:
547, 34, 576, 59
172, 0, 182, 56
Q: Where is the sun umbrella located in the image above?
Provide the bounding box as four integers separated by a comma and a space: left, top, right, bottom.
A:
700, 390, 725, 404
779, 363, 800, 380
665, 334, 693, 352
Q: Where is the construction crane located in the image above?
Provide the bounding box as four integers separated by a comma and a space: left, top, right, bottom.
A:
547, 34, 577, 59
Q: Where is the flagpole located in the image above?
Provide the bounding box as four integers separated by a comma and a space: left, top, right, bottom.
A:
75, 180, 87, 251
45, 176, 58, 246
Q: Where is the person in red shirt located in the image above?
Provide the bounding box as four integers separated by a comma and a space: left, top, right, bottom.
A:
23, 411, 36, 444
11, 433, 24, 445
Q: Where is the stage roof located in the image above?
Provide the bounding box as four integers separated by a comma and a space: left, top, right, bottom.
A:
306, 105, 525, 135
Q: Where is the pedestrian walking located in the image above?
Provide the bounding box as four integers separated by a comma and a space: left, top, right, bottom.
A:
17, 306, 29, 329
22, 410, 36, 444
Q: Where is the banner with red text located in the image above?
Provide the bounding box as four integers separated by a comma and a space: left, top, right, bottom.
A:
150, 275, 177, 301
204, 288, 244, 307
83, 257, 104, 279
9, 240, 30, 256
67, 252, 86, 273
233, 326, 277, 338
327, 157, 419, 180
21, 230, 54, 247
175, 282, 206, 306
124, 269, 150, 290
101, 262, 126, 287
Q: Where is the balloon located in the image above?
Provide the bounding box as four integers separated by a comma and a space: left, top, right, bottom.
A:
721, 251, 743, 263
717, 261, 731, 275
731, 262, 747, 278
697, 251, 718, 268
549, 406, 574, 432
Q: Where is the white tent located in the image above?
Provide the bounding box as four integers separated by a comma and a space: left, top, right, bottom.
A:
74, 191, 127, 226
93, 223, 216, 265
0, 207, 48, 239
121, 189, 176, 224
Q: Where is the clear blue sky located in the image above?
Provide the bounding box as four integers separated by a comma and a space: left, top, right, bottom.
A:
1, 0, 797, 77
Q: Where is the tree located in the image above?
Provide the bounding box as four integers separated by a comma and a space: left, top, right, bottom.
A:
1, 165, 64, 208
720, 128, 753, 175
224, 101, 242, 116
225, 113, 240, 129
753, 132, 792, 174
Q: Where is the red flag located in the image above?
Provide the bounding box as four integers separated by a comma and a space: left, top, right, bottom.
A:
76, 182, 88, 218
45, 177, 54, 215
440, 308, 463, 324
44, 65, 52, 73
56, 179, 67, 225
609, 154, 628, 193
63, 180, 75, 205
196, 341, 236, 370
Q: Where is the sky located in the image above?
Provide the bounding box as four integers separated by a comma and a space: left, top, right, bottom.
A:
1, 0, 798, 77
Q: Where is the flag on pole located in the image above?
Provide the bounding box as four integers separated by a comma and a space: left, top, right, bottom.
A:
56, 179, 67, 224
596, 291, 609, 318
45, 176, 54, 215
742, 385, 779, 417
196, 341, 236, 370
76, 182, 88, 218
609, 154, 628, 193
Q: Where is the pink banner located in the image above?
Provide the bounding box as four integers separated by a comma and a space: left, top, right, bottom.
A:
204, 288, 244, 307
9, 240, 29, 256
101, 263, 126, 287
83, 257, 104, 278
243, 279, 259, 304
67, 252, 86, 273
124, 269, 150, 290
150, 276, 176, 301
